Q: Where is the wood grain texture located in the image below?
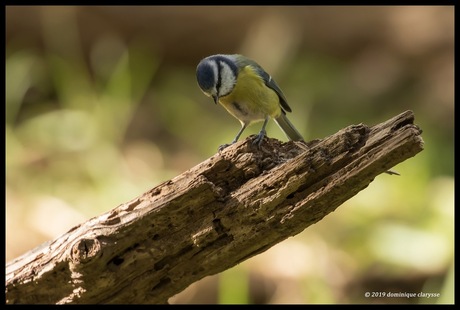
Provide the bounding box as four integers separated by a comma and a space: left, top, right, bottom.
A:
5, 110, 424, 304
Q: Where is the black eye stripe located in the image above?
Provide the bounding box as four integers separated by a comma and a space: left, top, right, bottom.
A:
216, 61, 222, 96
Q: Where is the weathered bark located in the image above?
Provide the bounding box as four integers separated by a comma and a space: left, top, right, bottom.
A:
5, 110, 424, 304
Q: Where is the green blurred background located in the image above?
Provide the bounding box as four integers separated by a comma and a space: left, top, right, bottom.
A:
5, 6, 454, 304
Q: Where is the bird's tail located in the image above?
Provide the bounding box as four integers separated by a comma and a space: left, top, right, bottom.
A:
274, 113, 304, 141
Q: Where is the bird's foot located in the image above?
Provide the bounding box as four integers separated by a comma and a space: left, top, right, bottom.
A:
252, 130, 266, 148
218, 143, 233, 152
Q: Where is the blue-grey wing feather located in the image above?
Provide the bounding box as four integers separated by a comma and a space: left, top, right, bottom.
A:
254, 67, 292, 113
233, 55, 292, 113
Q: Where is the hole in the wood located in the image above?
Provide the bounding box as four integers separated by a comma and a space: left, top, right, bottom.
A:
287, 193, 295, 199
151, 277, 171, 291
212, 218, 224, 233
152, 234, 160, 240
111, 256, 124, 266
154, 260, 166, 271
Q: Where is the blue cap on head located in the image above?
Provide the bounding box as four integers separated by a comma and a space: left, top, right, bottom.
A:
196, 61, 216, 92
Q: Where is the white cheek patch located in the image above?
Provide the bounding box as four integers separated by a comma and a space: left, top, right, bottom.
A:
207, 60, 219, 97
218, 61, 236, 97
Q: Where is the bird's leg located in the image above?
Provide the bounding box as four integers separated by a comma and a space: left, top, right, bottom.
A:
253, 117, 269, 147
218, 123, 247, 152
232, 123, 247, 144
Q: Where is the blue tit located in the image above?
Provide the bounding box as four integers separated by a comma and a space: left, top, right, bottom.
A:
196, 54, 304, 150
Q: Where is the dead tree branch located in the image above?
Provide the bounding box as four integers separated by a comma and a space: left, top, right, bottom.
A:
6, 110, 424, 304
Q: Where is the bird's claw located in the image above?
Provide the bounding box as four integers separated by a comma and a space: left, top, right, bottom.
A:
252, 130, 266, 148
218, 143, 233, 152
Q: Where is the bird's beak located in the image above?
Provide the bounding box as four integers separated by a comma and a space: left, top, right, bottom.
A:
212, 95, 218, 104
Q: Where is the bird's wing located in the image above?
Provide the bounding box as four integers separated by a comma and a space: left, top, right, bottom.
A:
255, 67, 292, 113
236, 56, 292, 113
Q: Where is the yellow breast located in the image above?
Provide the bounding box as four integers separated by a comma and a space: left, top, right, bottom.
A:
218, 65, 282, 124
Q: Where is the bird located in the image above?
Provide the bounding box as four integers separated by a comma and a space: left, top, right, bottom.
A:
196, 54, 304, 151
